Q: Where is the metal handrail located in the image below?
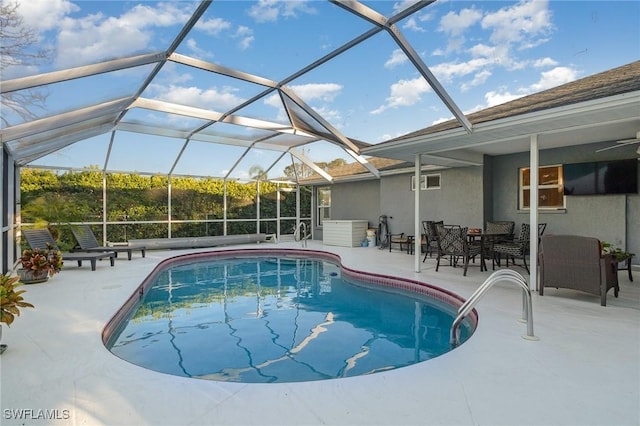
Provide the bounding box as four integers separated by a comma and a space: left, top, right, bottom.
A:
293, 222, 309, 247
450, 269, 538, 346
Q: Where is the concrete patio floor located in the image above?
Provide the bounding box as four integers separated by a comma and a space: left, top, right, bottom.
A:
1, 240, 638, 426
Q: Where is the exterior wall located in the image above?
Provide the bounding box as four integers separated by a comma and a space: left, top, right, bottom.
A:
314, 179, 380, 240
325, 167, 485, 238
315, 167, 484, 241
492, 143, 639, 262
315, 142, 638, 267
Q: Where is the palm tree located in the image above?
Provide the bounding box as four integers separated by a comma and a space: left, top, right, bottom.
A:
248, 165, 268, 182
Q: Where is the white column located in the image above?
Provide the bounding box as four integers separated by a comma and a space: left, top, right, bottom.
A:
223, 180, 228, 236
529, 134, 539, 291
414, 154, 421, 273
256, 180, 261, 233
102, 172, 107, 245
167, 177, 172, 238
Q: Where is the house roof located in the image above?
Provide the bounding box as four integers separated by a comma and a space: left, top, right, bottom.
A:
297, 156, 411, 184
363, 60, 640, 166
297, 60, 640, 183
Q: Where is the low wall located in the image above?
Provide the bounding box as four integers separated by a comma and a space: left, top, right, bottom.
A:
128, 233, 268, 250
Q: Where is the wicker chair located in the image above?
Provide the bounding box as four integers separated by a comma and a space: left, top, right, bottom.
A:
435, 225, 481, 276
539, 235, 619, 306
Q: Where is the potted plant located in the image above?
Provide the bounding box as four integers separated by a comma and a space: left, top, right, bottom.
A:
18, 244, 63, 284
601, 241, 633, 262
1, 274, 35, 354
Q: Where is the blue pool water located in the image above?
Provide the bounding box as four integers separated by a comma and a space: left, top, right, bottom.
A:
105, 250, 474, 383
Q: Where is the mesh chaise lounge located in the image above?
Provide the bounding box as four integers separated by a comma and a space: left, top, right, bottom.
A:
70, 224, 146, 260
22, 228, 116, 271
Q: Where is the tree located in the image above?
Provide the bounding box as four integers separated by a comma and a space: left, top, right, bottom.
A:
283, 157, 348, 179
0, 1, 51, 126
248, 165, 268, 181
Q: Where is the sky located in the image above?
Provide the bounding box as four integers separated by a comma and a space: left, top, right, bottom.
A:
4, 0, 640, 180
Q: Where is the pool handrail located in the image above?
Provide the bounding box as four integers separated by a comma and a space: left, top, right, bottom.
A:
450, 269, 538, 346
294, 222, 310, 247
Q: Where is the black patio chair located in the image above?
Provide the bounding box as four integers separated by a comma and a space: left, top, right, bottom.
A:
492, 223, 546, 274
435, 225, 481, 276
422, 220, 442, 261
70, 224, 146, 260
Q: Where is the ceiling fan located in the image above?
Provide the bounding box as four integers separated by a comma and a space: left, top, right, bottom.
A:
595, 131, 640, 153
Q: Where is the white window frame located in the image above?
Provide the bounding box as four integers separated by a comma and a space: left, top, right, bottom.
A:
411, 174, 441, 191
316, 186, 331, 227
519, 165, 565, 210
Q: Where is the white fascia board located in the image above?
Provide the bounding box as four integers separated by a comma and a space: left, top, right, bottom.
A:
363, 91, 640, 157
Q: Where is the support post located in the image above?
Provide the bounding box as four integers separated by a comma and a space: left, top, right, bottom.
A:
529, 135, 539, 291
414, 154, 421, 273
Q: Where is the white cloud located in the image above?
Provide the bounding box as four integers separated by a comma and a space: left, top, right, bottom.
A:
430, 57, 493, 83
532, 57, 558, 67
264, 83, 343, 122
385, 49, 408, 68
152, 84, 245, 111
55, 3, 194, 68
248, 0, 316, 23
482, 65, 578, 108
288, 83, 343, 103
468, 43, 497, 58
439, 7, 483, 37
437, 8, 483, 53
195, 17, 233, 36
481, 0, 553, 48
393, 1, 422, 15
484, 90, 524, 108
17, 0, 78, 33
185, 38, 213, 59
312, 105, 342, 127
461, 69, 492, 91
371, 76, 431, 114
529, 66, 577, 91
403, 17, 424, 32
234, 26, 254, 50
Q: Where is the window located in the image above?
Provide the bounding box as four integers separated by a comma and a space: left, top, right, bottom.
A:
519, 165, 565, 210
425, 174, 441, 189
411, 174, 441, 191
317, 186, 331, 226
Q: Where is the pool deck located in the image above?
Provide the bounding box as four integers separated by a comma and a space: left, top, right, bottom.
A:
1, 240, 639, 426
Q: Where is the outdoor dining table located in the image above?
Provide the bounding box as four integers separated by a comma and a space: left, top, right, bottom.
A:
467, 230, 509, 272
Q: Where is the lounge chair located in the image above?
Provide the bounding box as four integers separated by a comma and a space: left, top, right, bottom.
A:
70, 224, 146, 260
539, 235, 619, 306
22, 228, 115, 271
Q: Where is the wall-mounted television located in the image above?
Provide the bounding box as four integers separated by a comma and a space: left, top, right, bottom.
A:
563, 159, 638, 195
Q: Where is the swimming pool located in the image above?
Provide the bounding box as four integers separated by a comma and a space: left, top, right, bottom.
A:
103, 249, 476, 383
